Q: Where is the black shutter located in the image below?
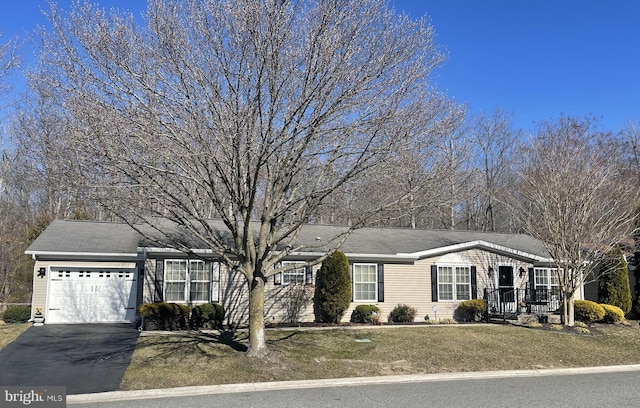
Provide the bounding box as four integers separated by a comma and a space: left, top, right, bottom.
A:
528, 267, 535, 302
154, 259, 164, 302
350, 263, 354, 302
274, 262, 282, 285
471, 266, 477, 299
377, 264, 384, 302
305, 266, 313, 285
431, 265, 438, 302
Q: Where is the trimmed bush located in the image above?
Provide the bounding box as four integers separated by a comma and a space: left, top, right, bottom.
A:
316, 251, 351, 323
350, 305, 380, 324
2, 305, 31, 324
137, 302, 190, 331
574, 300, 605, 323
389, 304, 417, 323
600, 303, 625, 323
190, 303, 226, 329
598, 247, 632, 313
455, 299, 487, 321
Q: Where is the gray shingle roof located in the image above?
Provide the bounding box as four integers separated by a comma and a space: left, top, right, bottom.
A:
25, 220, 139, 255
26, 219, 551, 261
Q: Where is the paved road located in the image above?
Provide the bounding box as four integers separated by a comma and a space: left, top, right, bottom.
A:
71, 367, 640, 408
0, 324, 139, 395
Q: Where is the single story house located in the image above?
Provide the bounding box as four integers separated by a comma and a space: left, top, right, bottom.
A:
26, 219, 583, 326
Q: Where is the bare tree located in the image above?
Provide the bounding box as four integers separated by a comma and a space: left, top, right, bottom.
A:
318, 99, 467, 229
507, 116, 638, 326
10, 94, 96, 220
0, 33, 26, 303
621, 120, 640, 188
0, 33, 19, 98
433, 112, 474, 230
469, 108, 519, 232
32, 0, 448, 356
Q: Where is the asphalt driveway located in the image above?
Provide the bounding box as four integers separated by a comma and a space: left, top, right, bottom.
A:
0, 324, 139, 395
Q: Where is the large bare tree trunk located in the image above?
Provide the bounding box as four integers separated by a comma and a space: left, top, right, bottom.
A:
563, 294, 575, 327
247, 276, 267, 357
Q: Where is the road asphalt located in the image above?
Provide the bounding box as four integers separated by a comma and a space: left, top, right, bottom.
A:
67, 364, 640, 405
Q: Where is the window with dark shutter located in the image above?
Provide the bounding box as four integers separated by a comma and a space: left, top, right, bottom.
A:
352, 263, 378, 302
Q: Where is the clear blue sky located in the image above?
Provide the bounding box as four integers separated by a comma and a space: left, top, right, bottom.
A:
1, 0, 638, 133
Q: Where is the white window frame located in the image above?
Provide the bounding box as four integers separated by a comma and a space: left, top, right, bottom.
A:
189, 260, 210, 304
281, 261, 306, 285
164, 259, 219, 304
533, 267, 560, 301
353, 263, 378, 302
164, 260, 188, 303
437, 264, 471, 302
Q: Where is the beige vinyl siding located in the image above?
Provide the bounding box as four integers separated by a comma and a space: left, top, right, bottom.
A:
30, 261, 48, 318
139, 247, 550, 326
143, 258, 157, 304
263, 266, 317, 325
341, 249, 538, 323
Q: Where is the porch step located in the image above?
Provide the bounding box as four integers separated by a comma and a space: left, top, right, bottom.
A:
488, 313, 562, 325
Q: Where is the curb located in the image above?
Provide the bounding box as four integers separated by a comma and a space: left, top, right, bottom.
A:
68, 364, 640, 405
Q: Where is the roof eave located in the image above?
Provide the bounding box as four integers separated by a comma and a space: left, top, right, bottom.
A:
398, 240, 553, 263
25, 250, 141, 262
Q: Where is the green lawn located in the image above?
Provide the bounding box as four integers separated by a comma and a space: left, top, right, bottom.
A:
120, 322, 640, 391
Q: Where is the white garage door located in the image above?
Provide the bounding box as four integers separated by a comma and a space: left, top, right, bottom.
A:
47, 267, 138, 324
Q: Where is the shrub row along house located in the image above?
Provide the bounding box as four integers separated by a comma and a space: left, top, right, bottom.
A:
25, 219, 585, 326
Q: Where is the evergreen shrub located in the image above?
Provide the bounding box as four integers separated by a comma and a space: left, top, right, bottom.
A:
316, 251, 351, 323
598, 247, 632, 313
350, 305, 380, 324
574, 300, 605, 323
389, 304, 417, 323
2, 305, 31, 323
599, 303, 625, 323
190, 303, 225, 329
137, 302, 190, 330
455, 299, 487, 321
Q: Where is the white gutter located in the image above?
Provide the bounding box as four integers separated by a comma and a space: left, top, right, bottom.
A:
289, 251, 419, 262
397, 240, 553, 263
25, 250, 140, 259
141, 247, 419, 262
141, 247, 215, 254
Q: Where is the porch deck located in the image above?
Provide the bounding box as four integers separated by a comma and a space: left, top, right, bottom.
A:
484, 288, 562, 323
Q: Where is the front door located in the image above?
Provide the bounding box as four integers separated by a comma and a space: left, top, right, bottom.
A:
498, 266, 514, 303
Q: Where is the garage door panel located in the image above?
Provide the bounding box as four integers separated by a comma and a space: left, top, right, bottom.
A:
48, 268, 137, 324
